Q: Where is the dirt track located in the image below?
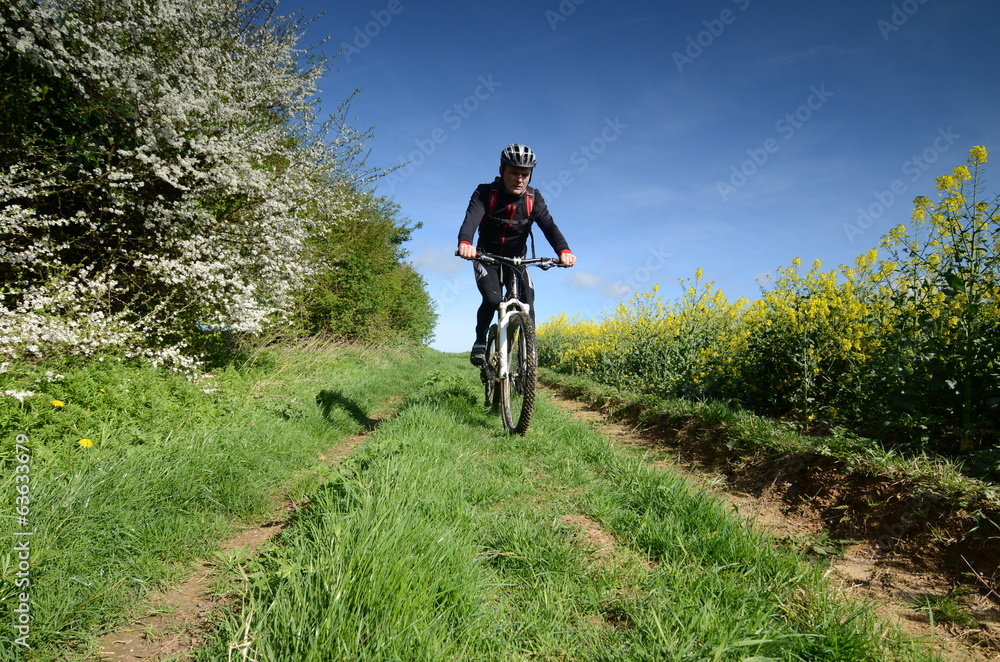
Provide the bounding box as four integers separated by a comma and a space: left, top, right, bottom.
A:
545, 390, 1000, 662
94, 388, 1000, 661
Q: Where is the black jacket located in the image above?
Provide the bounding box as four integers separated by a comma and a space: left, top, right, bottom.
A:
458, 178, 570, 257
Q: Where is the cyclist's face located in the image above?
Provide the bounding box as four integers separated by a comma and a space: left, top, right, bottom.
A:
501, 166, 532, 195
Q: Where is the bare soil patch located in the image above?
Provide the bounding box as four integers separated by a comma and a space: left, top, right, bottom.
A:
94, 522, 284, 661
556, 514, 620, 565
544, 389, 1000, 662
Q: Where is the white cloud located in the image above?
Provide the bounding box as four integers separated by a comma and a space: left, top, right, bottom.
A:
566, 271, 603, 290
602, 282, 631, 299
411, 243, 465, 276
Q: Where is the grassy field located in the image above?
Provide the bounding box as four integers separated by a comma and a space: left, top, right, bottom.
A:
0, 343, 435, 660
193, 351, 933, 661
2, 344, 940, 661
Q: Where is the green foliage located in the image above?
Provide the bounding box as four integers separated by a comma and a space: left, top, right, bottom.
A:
293, 190, 437, 344
1, 0, 437, 368
870, 147, 1000, 451
0, 349, 944, 660
911, 593, 979, 629
539, 146, 1000, 465
0, 343, 440, 659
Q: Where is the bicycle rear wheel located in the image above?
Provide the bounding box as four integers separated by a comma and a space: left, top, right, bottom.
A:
500, 312, 537, 435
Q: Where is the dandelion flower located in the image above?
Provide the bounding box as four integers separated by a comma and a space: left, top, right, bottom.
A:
79, 438, 93, 448
51, 400, 65, 408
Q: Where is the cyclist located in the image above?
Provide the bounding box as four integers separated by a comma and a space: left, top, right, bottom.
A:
457, 143, 576, 365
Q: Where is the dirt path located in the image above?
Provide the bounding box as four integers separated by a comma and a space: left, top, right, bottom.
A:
91, 388, 998, 661
545, 390, 1000, 662
93, 411, 389, 661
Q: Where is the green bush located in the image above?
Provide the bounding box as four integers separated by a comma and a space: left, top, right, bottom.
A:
292, 190, 436, 344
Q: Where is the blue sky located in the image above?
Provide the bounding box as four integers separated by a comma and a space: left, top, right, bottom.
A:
287, 0, 1000, 352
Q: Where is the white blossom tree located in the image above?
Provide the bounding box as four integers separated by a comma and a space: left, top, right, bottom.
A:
1, 0, 378, 368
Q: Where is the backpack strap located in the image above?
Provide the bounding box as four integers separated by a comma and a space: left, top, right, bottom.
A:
524, 189, 536, 257
482, 185, 500, 223
485, 185, 534, 218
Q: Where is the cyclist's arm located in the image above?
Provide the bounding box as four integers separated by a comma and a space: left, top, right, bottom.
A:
458, 185, 489, 249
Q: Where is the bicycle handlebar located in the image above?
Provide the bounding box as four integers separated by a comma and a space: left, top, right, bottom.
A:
454, 251, 569, 270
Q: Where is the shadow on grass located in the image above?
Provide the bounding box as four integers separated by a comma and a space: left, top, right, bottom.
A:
316, 389, 381, 431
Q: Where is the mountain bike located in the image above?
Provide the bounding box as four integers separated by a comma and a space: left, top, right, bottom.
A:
462, 252, 563, 435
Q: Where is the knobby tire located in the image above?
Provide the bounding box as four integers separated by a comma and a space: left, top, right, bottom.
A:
500, 312, 537, 435
482, 324, 499, 408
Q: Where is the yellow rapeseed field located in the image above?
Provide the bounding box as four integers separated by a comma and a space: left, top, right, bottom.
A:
538, 147, 1000, 456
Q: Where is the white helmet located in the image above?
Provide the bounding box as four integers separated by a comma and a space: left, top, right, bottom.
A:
500, 143, 537, 169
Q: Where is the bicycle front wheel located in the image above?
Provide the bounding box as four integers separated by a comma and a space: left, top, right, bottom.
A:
482, 324, 499, 408
500, 312, 537, 435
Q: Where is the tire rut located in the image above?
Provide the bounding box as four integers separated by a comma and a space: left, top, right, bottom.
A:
92, 399, 402, 661
542, 387, 1000, 662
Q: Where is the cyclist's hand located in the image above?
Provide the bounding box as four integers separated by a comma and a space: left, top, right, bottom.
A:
457, 243, 478, 260
559, 252, 576, 267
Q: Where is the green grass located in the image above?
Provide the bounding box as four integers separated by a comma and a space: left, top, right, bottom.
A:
0, 346, 949, 660
0, 342, 440, 660
195, 355, 936, 661
911, 593, 979, 630
538, 367, 1000, 514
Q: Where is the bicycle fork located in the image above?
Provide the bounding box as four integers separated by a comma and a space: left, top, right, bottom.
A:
496, 299, 530, 380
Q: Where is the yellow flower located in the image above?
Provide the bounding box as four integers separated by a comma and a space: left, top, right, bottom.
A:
78, 438, 93, 448
969, 145, 988, 165
887, 224, 907, 242
935, 174, 956, 191
51, 400, 65, 408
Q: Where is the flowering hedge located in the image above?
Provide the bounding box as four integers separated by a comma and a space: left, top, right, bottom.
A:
1, 0, 417, 369
539, 147, 1000, 460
